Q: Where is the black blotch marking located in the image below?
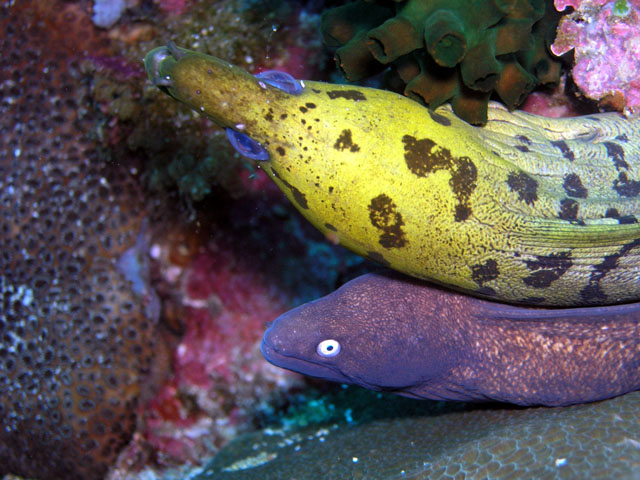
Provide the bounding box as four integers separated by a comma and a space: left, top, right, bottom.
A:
523, 251, 573, 288
402, 135, 477, 222
476, 286, 497, 297
614, 172, 640, 197
558, 198, 579, 221
334, 129, 360, 152
305, 102, 317, 109
550, 140, 575, 161
515, 145, 530, 152
470, 259, 499, 286
276, 147, 286, 156
265, 108, 274, 122
605, 208, 638, 224
581, 238, 640, 302
312, 88, 321, 93
366, 251, 391, 267
604, 141, 628, 170
280, 113, 288, 120
324, 223, 337, 232
516, 135, 532, 145
287, 185, 308, 210
428, 109, 451, 126
616, 134, 629, 142
563, 173, 588, 198
506, 171, 538, 206
368, 194, 408, 249
327, 90, 367, 101
270, 169, 309, 210
618, 216, 637, 225
328, 186, 334, 193
605, 207, 619, 218
299, 106, 308, 113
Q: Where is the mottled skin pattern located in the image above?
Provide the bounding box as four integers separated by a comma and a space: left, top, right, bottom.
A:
145, 45, 640, 306
262, 272, 640, 407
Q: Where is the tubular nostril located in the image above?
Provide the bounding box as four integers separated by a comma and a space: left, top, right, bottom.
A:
167, 41, 186, 61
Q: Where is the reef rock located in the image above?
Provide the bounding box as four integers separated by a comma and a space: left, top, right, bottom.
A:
201, 389, 640, 479
0, 2, 157, 478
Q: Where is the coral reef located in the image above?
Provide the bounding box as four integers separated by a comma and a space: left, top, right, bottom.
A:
201, 388, 640, 479
122, 227, 299, 468
0, 2, 157, 479
552, 0, 640, 112
108, 188, 367, 477
10, 0, 640, 478
0, 1, 354, 478
322, 0, 564, 124
112, 0, 327, 202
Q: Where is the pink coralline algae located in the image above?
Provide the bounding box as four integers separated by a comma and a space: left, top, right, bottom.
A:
109, 225, 304, 473
552, 0, 640, 112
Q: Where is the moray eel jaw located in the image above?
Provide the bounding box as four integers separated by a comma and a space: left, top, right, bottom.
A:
145, 44, 293, 138
261, 278, 458, 394
261, 327, 354, 386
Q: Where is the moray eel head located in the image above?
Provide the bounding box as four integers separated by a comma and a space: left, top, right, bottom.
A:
261, 273, 454, 393
144, 43, 304, 160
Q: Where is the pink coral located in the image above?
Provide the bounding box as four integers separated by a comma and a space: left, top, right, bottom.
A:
552, 0, 640, 112
111, 225, 304, 473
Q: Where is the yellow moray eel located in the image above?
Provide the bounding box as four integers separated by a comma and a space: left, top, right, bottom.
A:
145, 45, 640, 306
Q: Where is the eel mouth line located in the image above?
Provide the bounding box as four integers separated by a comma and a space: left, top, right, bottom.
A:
144, 42, 187, 88
260, 338, 351, 385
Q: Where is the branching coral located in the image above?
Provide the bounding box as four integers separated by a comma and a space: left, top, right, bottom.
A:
322, 0, 564, 124
0, 2, 158, 478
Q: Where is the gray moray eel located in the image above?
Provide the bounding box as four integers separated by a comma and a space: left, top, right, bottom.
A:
262, 271, 640, 406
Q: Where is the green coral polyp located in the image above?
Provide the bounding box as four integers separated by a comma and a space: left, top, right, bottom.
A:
321, 0, 563, 124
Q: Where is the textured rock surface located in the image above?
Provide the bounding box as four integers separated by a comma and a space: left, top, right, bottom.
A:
200, 390, 640, 479
0, 2, 156, 478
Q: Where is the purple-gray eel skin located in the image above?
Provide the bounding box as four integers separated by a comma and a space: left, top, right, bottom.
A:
262, 271, 640, 406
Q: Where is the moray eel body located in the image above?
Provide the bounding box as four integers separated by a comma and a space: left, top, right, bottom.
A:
145, 45, 640, 306
262, 271, 640, 406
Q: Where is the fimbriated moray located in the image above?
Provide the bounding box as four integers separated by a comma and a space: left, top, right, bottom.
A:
145, 44, 640, 306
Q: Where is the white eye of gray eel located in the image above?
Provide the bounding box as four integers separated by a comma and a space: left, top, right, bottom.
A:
317, 339, 341, 357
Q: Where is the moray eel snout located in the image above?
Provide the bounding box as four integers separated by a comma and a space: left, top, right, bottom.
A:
261, 273, 460, 394
261, 322, 352, 386
144, 45, 174, 88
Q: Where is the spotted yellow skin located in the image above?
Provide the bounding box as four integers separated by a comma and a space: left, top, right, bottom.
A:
145, 46, 640, 306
